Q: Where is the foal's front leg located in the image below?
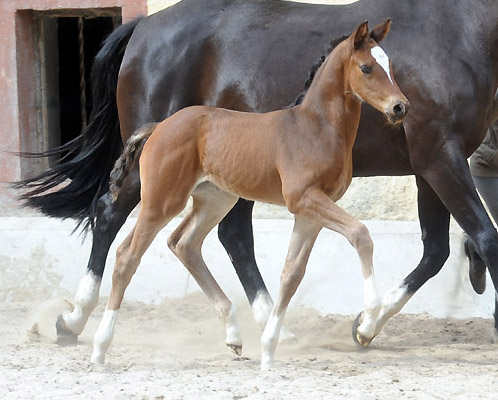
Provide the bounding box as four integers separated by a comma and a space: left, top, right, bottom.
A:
290, 188, 381, 347
261, 217, 321, 370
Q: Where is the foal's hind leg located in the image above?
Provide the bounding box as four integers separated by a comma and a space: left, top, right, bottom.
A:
56, 168, 141, 345
91, 208, 173, 364
168, 183, 242, 354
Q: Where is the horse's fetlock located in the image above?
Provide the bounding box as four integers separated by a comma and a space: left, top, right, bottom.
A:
215, 302, 233, 321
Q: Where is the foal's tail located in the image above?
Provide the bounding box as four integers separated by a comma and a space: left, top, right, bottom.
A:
109, 123, 158, 202
13, 17, 142, 232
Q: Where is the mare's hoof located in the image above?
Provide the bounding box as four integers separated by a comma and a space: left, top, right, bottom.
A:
352, 312, 373, 348
469, 266, 486, 295
55, 314, 78, 346
464, 238, 486, 295
226, 343, 242, 356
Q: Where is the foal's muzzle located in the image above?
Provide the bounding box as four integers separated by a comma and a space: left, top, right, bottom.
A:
387, 101, 409, 123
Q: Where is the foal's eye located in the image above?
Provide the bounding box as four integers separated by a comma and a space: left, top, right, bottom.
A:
360, 65, 372, 74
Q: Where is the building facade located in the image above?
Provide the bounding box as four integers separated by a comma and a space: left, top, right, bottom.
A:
0, 0, 147, 213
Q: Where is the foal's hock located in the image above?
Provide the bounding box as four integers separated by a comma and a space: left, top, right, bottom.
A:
93, 20, 408, 369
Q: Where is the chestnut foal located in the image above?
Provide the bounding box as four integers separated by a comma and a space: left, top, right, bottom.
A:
92, 20, 408, 369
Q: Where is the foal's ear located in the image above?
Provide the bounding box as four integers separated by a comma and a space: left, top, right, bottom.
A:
353, 21, 370, 49
370, 18, 391, 43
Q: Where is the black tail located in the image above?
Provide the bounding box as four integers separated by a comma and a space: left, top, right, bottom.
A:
13, 17, 143, 232
109, 123, 158, 202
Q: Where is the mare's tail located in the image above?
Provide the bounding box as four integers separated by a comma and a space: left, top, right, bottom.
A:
13, 17, 143, 232
109, 123, 158, 202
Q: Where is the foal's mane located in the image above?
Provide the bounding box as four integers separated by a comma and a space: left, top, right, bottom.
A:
291, 34, 350, 107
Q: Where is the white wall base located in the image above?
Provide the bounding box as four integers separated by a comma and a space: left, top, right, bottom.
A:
1, 217, 494, 319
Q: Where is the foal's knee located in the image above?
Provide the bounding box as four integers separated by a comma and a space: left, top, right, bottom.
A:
349, 222, 374, 255
115, 240, 128, 261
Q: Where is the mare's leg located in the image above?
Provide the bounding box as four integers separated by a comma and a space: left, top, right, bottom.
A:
416, 149, 498, 340
376, 137, 498, 341
260, 217, 321, 370
465, 236, 487, 295
56, 168, 140, 345
91, 206, 172, 364
372, 176, 450, 336
465, 175, 498, 294
168, 183, 242, 354
218, 199, 274, 329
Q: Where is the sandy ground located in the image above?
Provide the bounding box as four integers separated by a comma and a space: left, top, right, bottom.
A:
1, 293, 498, 399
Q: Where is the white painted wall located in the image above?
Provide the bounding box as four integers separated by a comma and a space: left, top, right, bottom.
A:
1, 216, 494, 320
147, 0, 359, 13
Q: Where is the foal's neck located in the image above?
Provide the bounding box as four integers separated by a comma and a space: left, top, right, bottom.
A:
299, 46, 360, 133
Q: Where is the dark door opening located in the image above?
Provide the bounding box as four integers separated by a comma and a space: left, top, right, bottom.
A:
16, 9, 122, 179
57, 16, 119, 148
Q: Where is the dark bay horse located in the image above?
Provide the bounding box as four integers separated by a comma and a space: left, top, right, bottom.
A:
91, 21, 408, 368
16, 0, 498, 344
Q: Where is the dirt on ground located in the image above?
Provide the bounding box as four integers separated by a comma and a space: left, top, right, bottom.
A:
1, 292, 498, 399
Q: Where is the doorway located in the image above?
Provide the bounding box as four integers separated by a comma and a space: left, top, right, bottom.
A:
16, 9, 121, 179
57, 16, 118, 147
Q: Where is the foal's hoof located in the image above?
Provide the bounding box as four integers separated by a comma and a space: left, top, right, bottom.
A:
226, 343, 242, 356
352, 312, 373, 348
55, 314, 78, 346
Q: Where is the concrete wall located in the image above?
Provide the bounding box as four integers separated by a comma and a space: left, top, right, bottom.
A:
1, 216, 494, 319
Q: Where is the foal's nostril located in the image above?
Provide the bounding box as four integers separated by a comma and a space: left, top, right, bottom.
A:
393, 103, 406, 118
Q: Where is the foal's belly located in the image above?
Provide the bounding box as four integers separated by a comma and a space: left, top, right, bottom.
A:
194, 173, 287, 207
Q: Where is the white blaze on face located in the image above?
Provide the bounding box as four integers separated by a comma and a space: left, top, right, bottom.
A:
371, 46, 393, 84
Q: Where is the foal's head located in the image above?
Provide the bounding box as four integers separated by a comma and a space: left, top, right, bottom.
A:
345, 20, 409, 123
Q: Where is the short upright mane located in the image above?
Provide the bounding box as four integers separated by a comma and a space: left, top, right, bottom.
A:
291, 34, 350, 107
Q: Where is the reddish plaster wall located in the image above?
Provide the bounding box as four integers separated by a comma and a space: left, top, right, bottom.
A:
0, 0, 147, 214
